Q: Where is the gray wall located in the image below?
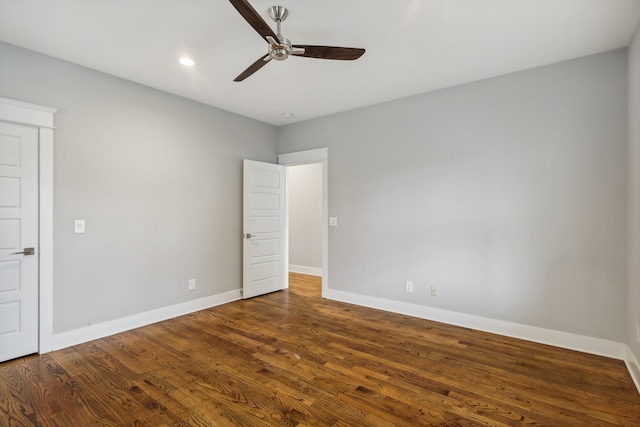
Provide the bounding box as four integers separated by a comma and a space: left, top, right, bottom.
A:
0, 42, 278, 334
278, 49, 628, 342
0, 40, 633, 346
288, 163, 323, 271
629, 25, 640, 361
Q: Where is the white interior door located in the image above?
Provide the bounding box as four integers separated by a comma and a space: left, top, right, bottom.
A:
0, 122, 39, 362
243, 159, 286, 299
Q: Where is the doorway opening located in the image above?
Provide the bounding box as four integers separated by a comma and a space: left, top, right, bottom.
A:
288, 163, 323, 281
278, 148, 329, 296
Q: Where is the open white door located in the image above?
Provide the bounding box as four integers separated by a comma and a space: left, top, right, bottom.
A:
0, 122, 39, 362
243, 159, 287, 299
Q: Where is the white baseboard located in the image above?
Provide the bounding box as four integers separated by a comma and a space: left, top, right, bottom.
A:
44, 284, 639, 395
324, 288, 625, 360
49, 289, 242, 352
289, 264, 322, 276
624, 345, 640, 394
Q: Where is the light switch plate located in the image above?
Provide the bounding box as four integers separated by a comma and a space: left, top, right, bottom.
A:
74, 220, 85, 234
329, 217, 338, 227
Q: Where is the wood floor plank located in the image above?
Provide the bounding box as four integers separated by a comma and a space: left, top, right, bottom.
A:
1, 272, 639, 426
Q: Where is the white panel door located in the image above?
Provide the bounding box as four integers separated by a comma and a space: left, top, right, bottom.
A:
0, 122, 39, 362
243, 160, 286, 299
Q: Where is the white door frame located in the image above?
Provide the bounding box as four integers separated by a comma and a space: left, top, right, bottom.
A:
0, 97, 56, 354
277, 148, 329, 296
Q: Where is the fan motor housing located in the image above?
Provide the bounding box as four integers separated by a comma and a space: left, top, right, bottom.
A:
271, 47, 288, 60
267, 35, 293, 60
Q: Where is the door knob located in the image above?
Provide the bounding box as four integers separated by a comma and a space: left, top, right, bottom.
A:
12, 247, 35, 255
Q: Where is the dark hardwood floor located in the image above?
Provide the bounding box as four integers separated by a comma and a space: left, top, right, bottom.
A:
1, 272, 639, 426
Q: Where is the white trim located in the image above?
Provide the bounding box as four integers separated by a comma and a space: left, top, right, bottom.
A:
38, 127, 55, 353
0, 97, 57, 128
278, 148, 329, 297
52, 290, 242, 351
624, 345, 640, 394
284, 167, 290, 289
0, 97, 56, 355
325, 288, 626, 360
289, 264, 323, 276
278, 148, 328, 166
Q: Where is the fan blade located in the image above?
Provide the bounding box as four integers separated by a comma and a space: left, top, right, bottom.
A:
229, 0, 278, 44
234, 54, 271, 82
292, 45, 365, 60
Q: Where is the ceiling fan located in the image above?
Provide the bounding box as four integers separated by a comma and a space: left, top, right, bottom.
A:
229, 0, 365, 81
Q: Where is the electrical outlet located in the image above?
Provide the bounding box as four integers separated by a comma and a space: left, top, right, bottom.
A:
188, 279, 196, 291
430, 286, 437, 296
636, 323, 640, 344
405, 281, 413, 293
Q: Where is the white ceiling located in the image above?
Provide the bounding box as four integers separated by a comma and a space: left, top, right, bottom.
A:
1, 0, 639, 126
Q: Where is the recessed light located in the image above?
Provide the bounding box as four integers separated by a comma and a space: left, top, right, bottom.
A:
179, 57, 195, 67
281, 113, 294, 118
